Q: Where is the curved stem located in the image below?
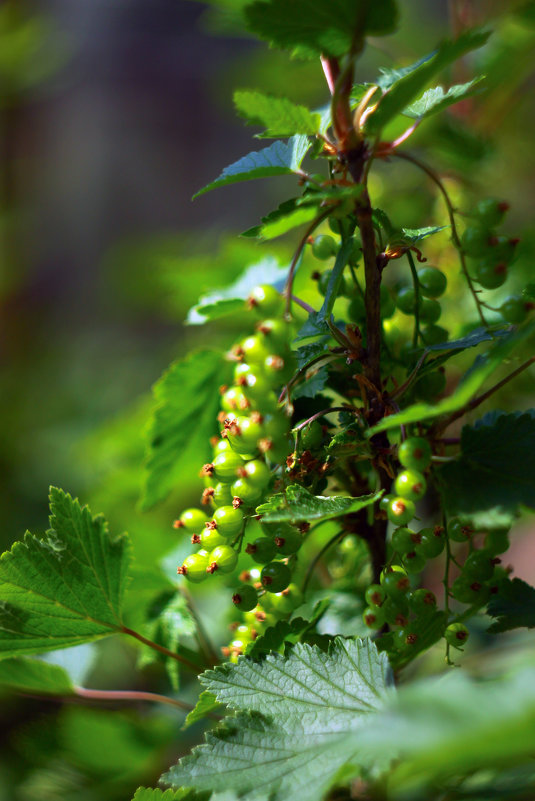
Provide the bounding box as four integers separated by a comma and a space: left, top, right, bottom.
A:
74, 687, 194, 712
121, 626, 201, 672
393, 151, 488, 327
284, 209, 331, 318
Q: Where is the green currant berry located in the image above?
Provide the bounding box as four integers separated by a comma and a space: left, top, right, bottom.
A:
500, 295, 528, 324
489, 235, 518, 263
247, 284, 283, 317
398, 437, 432, 471
403, 550, 427, 573
379, 493, 395, 513
417, 525, 445, 558
226, 416, 263, 454
348, 294, 366, 322
387, 497, 415, 526
201, 527, 227, 549
241, 373, 279, 409
312, 234, 337, 261
297, 420, 323, 450
409, 588, 437, 615
394, 469, 427, 502
365, 583, 386, 607
474, 198, 508, 228
363, 605, 386, 628
213, 438, 231, 455
396, 287, 417, 315
417, 266, 447, 298
318, 268, 348, 296
448, 517, 474, 542
474, 260, 507, 289
212, 450, 245, 483
485, 528, 510, 555
240, 459, 271, 489
380, 284, 396, 318
211, 505, 244, 538
179, 553, 209, 583
461, 226, 493, 257
256, 318, 291, 349
273, 529, 302, 555
421, 324, 449, 345
261, 561, 291, 593
212, 482, 234, 508
444, 622, 469, 649
232, 584, 258, 611
380, 565, 411, 597
391, 527, 420, 555
239, 335, 270, 365
381, 595, 409, 627
230, 477, 262, 506
207, 545, 238, 574
419, 297, 442, 324
267, 583, 303, 615
451, 576, 489, 605
221, 386, 250, 413
245, 537, 276, 564
177, 508, 209, 533
462, 549, 494, 581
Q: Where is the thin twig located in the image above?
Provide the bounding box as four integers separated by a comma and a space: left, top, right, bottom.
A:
74, 686, 195, 712
284, 209, 331, 318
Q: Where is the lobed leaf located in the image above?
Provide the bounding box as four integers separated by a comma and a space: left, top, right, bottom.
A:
193, 136, 311, 198
487, 578, 535, 634
256, 484, 382, 523
365, 29, 490, 135
241, 199, 319, 240
132, 790, 209, 801
183, 690, 224, 730
403, 76, 485, 120
142, 350, 228, 509
234, 90, 320, 137
0, 488, 131, 658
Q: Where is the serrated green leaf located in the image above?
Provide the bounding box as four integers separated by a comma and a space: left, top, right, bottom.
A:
193, 136, 311, 198
365, 29, 490, 135
138, 592, 196, 690
368, 320, 535, 435
142, 350, 227, 509
400, 225, 448, 243
295, 340, 330, 369
246, 604, 329, 658
0, 656, 74, 694
256, 484, 382, 523
426, 325, 509, 352
241, 199, 319, 240
162, 638, 393, 801
234, 90, 320, 137
292, 365, 329, 399
487, 578, 535, 634
0, 488, 131, 659
244, 0, 399, 60
403, 76, 485, 119
132, 790, 209, 801
438, 411, 535, 517
183, 690, 224, 730
187, 257, 287, 324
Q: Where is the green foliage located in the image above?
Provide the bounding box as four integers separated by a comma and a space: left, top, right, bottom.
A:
193, 136, 311, 198
487, 578, 535, 633
403, 77, 486, 120
0, 488, 130, 658
162, 639, 393, 800
143, 350, 228, 509
131, 788, 210, 801
439, 411, 535, 518
256, 484, 382, 522
233, 90, 320, 137
0, 656, 73, 694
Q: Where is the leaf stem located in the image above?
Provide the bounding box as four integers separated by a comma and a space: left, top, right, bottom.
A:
121, 626, 202, 672
74, 686, 194, 712
284, 209, 331, 318
407, 250, 421, 348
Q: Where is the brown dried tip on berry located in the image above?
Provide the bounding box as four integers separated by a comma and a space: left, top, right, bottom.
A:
255, 610, 267, 622
250, 629, 258, 640
173, 519, 185, 529
299, 522, 311, 534
369, 589, 383, 606
221, 646, 231, 658
253, 581, 262, 590
177, 565, 187, 575
217, 411, 228, 424
470, 582, 483, 592
423, 592, 436, 606
205, 519, 217, 530
258, 438, 273, 453
210, 436, 219, 447
232, 496, 243, 509
406, 633, 418, 645
202, 487, 215, 505
311, 271, 321, 281
200, 463, 214, 478
232, 592, 242, 606
206, 562, 218, 574
364, 612, 378, 626
219, 384, 228, 395
455, 629, 468, 643
434, 525, 445, 536
238, 396, 251, 410
266, 355, 285, 371
250, 411, 264, 424
395, 614, 409, 627
239, 570, 251, 582
286, 453, 297, 469
191, 533, 202, 545
274, 537, 285, 548
236, 466, 248, 478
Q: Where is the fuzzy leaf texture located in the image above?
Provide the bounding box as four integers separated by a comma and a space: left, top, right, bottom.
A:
161, 638, 393, 801
142, 350, 228, 509
364, 29, 490, 135
256, 484, 382, 523
439, 410, 535, 518
193, 136, 310, 198
244, 0, 399, 59
487, 578, 535, 633
233, 90, 320, 137
0, 488, 131, 658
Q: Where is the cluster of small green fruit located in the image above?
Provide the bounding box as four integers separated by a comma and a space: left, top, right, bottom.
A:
462, 198, 532, 323
175, 285, 314, 654
362, 435, 511, 654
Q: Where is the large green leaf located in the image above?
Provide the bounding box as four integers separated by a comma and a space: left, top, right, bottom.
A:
365, 29, 490, 135
0, 656, 73, 694
256, 484, 382, 523
403, 76, 485, 120
0, 488, 131, 658
162, 638, 393, 801
187, 257, 287, 324
241, 199, 320, 240
487, 578, 535, 634
234, 90, 320, 137
244, 0, 399, 59
142, 350, 227, 509
368, 321, 535, 435
131, 789, 210, 801
438, 411, 535, 517
193, 136, 311, 198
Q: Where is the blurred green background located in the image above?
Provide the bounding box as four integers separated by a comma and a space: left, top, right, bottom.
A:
1, 1, 535, 799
